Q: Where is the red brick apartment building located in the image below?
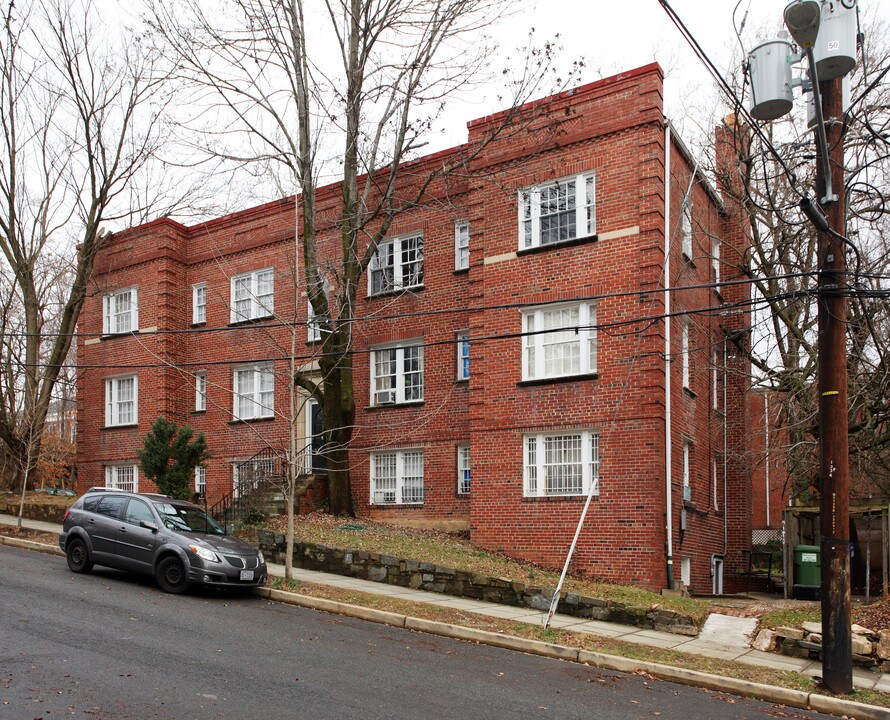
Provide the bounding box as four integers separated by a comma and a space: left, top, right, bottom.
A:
76, 63, 755, 593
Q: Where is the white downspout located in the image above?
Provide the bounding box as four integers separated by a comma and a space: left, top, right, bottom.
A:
664, 121, 674, 588
723, 338, 729, 557
765, 392, 771, 528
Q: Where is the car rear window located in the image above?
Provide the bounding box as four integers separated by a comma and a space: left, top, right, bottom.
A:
94, 495, 127, 519
82, 496, 101, 512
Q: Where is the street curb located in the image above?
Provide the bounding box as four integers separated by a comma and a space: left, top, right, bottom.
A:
258, 585, 890, 720
0, 535, 64, 557
4, 536, 889, 720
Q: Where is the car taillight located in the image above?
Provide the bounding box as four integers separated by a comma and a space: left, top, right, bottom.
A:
63, 510, 70, 521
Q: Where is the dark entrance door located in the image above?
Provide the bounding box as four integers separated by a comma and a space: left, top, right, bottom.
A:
310, 400, 327, 474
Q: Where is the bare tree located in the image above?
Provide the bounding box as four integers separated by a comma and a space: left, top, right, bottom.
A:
148, 0, 577, 576
0, 0, 179, 501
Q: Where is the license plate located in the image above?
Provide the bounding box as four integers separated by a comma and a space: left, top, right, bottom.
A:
240, 570, 254, 581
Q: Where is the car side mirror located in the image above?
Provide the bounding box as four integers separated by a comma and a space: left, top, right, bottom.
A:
140, 520, 159, 533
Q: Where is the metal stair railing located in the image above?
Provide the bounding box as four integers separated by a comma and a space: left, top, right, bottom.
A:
208, 447, 287, 527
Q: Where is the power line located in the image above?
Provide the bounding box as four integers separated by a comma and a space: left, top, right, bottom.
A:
8, 282, 833, 372
0, 270, 827, 340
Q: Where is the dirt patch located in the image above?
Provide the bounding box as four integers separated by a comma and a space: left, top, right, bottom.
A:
0, 525, 58, 546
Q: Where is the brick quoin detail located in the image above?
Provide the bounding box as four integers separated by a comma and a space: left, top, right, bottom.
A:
76, 63, 754, 592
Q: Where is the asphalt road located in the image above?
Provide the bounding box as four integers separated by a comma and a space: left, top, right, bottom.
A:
1, 544, 835, 720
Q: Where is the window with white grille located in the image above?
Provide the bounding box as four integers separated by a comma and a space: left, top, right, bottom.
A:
371, 450, 424, 505
105, 465, 138, 492
369, 234, 424, 295
519, 172, 595, 250
105, 375, 137, 426
457, 445, 471, 495
233, 365, 274, 420
454, 220, 470, 270
522, 303, 596, 381
230, 268, 274, 322
523, 431, 600, 497
192, 283, 206, 324
371, 344, 423, 405
103, 287, 138, 334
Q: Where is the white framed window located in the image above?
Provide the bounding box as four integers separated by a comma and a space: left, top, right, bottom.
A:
523, 431, 600, 498
456, 332, 470, 381
195, 466, 206, 496
369, 233, 424, 295
307, 302, 321, 342
233, 364, 274, 420
454, 220, 470, 270
105, 375, 137, 426
105, 465, 138, 492
683, 440, 692, 502
371, 449, 424, 505
102, 287, 138, 334
711, 238, 721, 288
681, 323, 690, 390
457, 445, 471, 495
519, 171, 596, 250
307, 277, 329, 342
195, 372, 206, 412
230, 268, 274, 322
371, 343, 424, 405
522, 303, 596, 381
192, 283, 206, 324
681, 200, 693, 259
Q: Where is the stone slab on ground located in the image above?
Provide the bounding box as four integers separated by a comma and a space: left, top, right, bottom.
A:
697, 613, 758, 649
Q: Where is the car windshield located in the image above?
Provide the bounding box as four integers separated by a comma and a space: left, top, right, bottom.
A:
152, 502, 225, 536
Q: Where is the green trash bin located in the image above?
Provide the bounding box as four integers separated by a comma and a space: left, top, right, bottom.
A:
792, 544, 821, 600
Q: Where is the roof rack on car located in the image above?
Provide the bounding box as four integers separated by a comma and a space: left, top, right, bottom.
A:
140, 492, 174, 500
84, 486, 126, 493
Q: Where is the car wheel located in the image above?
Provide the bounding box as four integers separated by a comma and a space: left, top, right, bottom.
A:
66, 538, 93, 573
156, 556, 189, 594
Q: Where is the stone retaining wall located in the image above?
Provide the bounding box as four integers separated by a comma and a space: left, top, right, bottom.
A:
754, 622, 890, 670
0, 501, 67, 524
257, 533, 699, 636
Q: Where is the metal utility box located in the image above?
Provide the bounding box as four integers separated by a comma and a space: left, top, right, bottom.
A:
814, 0, 857, 81
792, 544, 821, 599
748, 38, 794, 121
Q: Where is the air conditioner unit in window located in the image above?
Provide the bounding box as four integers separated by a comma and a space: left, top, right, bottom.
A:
375, 390, 396, 405
374, 490, 396, 504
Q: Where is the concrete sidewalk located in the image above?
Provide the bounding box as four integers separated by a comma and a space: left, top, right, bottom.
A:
5, 512, 890, 694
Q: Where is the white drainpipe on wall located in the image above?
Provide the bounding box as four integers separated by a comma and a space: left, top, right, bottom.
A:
723, 339, 729, 555
765, 391, 771, 528
664, 121, 674, 588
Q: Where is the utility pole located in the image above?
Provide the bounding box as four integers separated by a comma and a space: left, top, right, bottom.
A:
748, 0, 857, 695
816, 73, 852, 695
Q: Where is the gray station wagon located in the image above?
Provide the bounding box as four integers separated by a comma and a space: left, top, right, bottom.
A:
59, 489, 268, 594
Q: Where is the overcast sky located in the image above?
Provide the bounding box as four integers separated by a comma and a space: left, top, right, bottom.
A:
435, 0, 886, 149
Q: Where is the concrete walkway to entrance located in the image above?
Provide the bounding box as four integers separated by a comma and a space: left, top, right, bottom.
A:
5, 513, 890, 694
